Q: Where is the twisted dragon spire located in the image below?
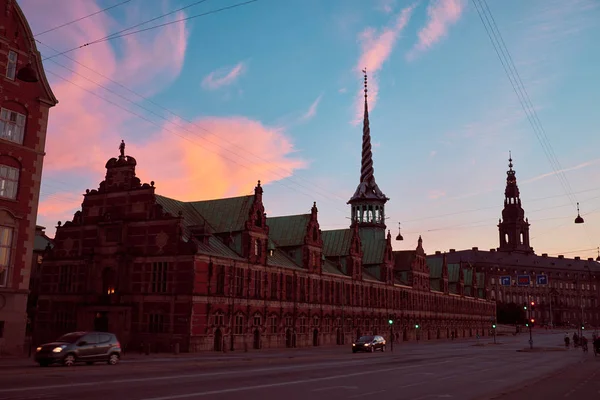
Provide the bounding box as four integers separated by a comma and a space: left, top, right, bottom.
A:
360, 69, 374, 184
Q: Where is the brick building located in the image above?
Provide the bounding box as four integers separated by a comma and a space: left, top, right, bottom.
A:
34, 74, 495, 352
427, 156, 600, 329
0, 0, 58, 355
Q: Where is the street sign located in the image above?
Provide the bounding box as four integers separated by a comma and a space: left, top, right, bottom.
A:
500, 276, 511, 286
517, 275, 531, 286
536, 274, 548, 285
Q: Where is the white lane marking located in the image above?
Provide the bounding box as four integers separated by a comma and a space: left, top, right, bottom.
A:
0, 358, 396, 394
140, 360, 453, 400
312, 386, 358, 392
348, 389, 386, 398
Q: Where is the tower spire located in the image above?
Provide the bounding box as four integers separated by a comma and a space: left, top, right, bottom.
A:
361, 69, 374, 184
498, 152, 533, 254
348, 69, 389, 229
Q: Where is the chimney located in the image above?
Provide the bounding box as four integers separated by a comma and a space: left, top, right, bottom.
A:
558, 255, 564, 259
542, 253, 548, 257
435, 251, 441, 255
575, 256, 581, 261
490, 249, 496, 252
472, 247, 478, 251
449, 249, 456, 253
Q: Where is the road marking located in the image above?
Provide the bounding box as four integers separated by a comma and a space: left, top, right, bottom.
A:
140, 360, 452, 400
312, 386, 357, 392
0, 358, 396, 394
348, 389, 386, 398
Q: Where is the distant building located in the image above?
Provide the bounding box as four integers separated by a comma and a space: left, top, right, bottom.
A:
34, 74, 494, 353
26, 226, 52, 346
0, 0, 58, 355
427, 156, 600, 328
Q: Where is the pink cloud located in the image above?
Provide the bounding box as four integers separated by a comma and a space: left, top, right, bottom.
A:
407, 0, 467, 60
353, 4, 416, 124
201, 62, 247, 90
428, 190, 446, 200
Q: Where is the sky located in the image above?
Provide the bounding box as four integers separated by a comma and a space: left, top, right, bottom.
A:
19, 0, 600, 260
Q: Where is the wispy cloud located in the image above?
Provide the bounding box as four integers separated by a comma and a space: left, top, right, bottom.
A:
299, 94, 323, 122
201, 62, 246, 90
407, 0, 467, 60
428, 190, 446, 199
377, 0, 397, 14
353, 3, 416, 124
429, 150, 437, 157
522, 158, 600, 185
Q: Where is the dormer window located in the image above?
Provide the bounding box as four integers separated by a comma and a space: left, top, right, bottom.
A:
5, 51, 17, 80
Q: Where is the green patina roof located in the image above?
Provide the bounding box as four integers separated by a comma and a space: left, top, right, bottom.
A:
426, 258, 443, 278
196, 236, 245, 260
448, 263, 461, 282
267, 249, 303, 270
322, 259, 346, 276
155, 195, 210, 228
476, 272, 485, 287
190, 195, 255, 233
358, 228, 385, 265
322, 229, 352, 256
363, 266, 380, 282
464, 268, 473, 286
267, 214, 310, 247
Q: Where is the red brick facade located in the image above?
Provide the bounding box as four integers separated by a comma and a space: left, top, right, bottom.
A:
33, 144, 496, 353
0, 0, 57, 355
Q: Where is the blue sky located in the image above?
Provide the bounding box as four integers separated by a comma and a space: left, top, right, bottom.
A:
21, 0, 600, 259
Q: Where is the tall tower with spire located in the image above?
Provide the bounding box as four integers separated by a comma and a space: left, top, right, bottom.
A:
347, 70, 389, 229
497, 153, 533, 254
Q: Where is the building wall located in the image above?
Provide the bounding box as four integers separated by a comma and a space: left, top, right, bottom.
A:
0, 1, 57, 355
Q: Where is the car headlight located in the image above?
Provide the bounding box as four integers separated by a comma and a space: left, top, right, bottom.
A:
364, 343, 371, 346
352, 343, 355, 346
52, 346, 66, 353
36, 347, 42, 352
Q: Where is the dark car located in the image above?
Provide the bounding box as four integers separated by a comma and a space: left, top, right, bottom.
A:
352, 335, 386, 353
34, 331, 122, 367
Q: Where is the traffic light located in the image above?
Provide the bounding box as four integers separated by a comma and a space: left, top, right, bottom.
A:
388, 319, 393, 325
415, 324, 420, 329
581, 325, 585, 330
530, 301, 536, 311
525, 322, 529, 327
492, 324, 496, 329
530, 318, 535, 327
523, 305, 527, 310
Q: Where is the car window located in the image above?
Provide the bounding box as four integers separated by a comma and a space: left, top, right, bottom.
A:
56, 333, 85, 343
98, 334, 111, 343
82, 333, 99, 345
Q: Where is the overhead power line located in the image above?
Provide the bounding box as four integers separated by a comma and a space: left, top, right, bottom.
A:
34, 0, 134, 37
42, 0, 258, 62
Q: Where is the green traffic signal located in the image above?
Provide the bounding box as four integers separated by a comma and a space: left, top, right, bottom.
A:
492, 324, 496, 329
415, 324, 420, 329
525, 323, 529, 327
388, 319, 393, 325
523, 306, 527, 310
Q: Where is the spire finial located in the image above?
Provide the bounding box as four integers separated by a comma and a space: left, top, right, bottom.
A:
363, 68, 368, 100
508, 151, 513, 171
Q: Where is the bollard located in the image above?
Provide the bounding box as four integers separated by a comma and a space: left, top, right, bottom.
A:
173, 343, 180, 355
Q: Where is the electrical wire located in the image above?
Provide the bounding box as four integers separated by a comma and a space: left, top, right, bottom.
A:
33, 0, 134, 36
42, 0, 258, 62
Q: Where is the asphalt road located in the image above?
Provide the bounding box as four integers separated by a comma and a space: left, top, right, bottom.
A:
0, 333, 590, 400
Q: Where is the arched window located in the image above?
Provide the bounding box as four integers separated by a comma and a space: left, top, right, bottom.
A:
102, 268, 116, 295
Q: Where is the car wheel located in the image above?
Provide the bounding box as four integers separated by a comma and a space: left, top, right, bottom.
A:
369, 346, 374, 353
381, 345, 386, 352
108, 353, 120, 365
63, 354, 76, 367
39, 362, 50, 368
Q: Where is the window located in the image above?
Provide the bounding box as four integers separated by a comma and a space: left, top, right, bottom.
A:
5, 51, 17, 80
215, 266, 225, 295
0, 108, 26, 144
0, 321, 4, 338
235, 268, 244, 296
148, 313, 166, 333
234, 314, 244, 335
270, 272, 278, 300
253, 270, 261, 298
0, 226, 13, 287
0, 164, 19, 200
268, 315, 278, 334
151, 262, 168, 293
213, 313, 224, 326
58, 265, 77, 293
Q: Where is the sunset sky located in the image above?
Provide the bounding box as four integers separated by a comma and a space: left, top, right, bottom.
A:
21, 0, 600, 259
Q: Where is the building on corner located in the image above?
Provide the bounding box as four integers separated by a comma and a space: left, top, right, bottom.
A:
0, 0, 58, 355
427, 156, 600, 329
34, 73, 495, 353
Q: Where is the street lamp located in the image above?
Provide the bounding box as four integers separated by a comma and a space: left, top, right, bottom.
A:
16, 63, 38, 83
574, 203, 584, 224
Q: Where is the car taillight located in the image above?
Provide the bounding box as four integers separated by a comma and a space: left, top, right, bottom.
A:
113, 341, 121, 348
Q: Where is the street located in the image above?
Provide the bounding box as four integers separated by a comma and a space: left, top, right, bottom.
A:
0, 332, 595, 400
